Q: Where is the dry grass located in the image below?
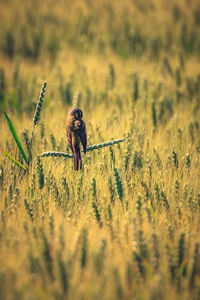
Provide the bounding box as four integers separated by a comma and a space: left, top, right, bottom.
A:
0, 0, 200, 299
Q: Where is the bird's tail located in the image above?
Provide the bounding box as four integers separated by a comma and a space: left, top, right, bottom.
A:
73, 150, 82, 171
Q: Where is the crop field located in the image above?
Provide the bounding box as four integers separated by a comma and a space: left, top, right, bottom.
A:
0, 0, 200, 299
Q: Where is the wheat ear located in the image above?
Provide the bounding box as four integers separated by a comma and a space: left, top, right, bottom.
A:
41, 138, 125, 158
31, 82, 47, 145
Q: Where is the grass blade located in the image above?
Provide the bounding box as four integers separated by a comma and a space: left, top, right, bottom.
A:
4, 112, 29, 165
0, 149, 27, 170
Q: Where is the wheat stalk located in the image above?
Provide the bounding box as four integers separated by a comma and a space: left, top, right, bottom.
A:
41, 138, 125, 158
31, 82, 47, 145
86, 138, 125, 151
41, 151, 73, 158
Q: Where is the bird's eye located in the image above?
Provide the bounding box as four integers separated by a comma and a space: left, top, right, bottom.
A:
75, 113, 79, 118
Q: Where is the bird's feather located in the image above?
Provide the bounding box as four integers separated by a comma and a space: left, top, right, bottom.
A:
80, 121, 87, 153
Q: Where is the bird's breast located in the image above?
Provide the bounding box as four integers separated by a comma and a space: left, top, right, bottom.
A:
66, 116, 83, 133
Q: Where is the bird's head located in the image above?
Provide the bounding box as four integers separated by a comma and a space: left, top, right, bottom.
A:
69, 108, 83, 120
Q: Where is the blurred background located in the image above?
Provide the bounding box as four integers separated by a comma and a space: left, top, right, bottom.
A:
0, 0, 200, 116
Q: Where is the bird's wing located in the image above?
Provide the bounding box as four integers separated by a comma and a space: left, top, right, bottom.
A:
66, 115, 75, 153
80, 121, 87, 153
66, 130, 73, 153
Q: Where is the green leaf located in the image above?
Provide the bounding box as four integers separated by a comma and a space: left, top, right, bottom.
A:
0, 149, 27, 170
4, 112, 29, 165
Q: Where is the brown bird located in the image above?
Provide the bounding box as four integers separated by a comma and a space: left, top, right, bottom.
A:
66, 108, 87, 170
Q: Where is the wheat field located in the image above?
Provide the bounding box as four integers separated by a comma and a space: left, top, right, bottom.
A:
0, 0, 200, 299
